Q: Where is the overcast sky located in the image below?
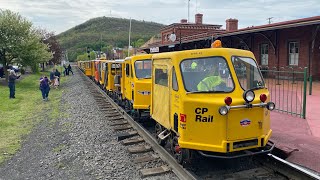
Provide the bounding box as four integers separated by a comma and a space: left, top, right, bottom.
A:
0, 0, 319, 34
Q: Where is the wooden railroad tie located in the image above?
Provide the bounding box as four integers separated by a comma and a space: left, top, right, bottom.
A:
113, 125, 132, 131
121, 137, 144, 145
140, 165, 171, 178
109, 120, 128, 126
102, 110, 118, 113
107, 116, 124, 121
116, 131, 138, 141
100, 108, 117, 111
106, 113, 120, 116
99, 106, 113, 109
133, 154, 159, 163
127, 145, 152, 154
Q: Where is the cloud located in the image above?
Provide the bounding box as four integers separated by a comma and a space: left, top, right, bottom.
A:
0, 0, 319, 34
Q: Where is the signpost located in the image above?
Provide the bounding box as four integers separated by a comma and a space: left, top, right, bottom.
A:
150, 47, 159, 53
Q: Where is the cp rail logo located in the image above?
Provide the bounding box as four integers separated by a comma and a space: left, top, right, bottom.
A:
195, 108, 213, 122
240, 119, 251, 126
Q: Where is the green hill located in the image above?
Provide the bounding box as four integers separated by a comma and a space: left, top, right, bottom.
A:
57, 16, 164, 61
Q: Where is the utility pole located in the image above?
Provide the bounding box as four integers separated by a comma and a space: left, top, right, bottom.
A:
100, 33, 102, 57
100, 34, 102, 50
128, 18, 132, 57
267, 17, 273, 24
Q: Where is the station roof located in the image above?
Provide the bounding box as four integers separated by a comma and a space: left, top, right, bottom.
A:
143, 16, 320, 49
216, 16, 320, 37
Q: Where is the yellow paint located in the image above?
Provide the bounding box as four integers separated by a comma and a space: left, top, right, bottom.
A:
123, 54, 153, 110
151, 48, 272, 153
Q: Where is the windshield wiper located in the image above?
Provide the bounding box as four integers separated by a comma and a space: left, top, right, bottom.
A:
186, 90, 226, 94
138, 77, 151, 80
248, 86, 266, 91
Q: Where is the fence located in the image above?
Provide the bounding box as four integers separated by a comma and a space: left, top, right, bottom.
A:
260, 66, 308, 119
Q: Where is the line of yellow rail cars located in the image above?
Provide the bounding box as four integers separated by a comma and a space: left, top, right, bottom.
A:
78, 41, 276, 164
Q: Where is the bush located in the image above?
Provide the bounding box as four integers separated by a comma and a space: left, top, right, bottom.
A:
20, 68, 25, 74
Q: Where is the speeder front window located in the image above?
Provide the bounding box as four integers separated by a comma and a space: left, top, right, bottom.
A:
135, 60, 151, 79
180, 57, 234, 93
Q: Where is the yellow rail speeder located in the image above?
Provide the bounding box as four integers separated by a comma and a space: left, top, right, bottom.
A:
123, 54, 153, 120
103, 60, 122, 95
97, 58, 107, 87
109, 59, 125, 104
151, 41, 275, 163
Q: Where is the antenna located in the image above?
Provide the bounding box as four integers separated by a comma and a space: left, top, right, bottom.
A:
188, 0, 190, 23
267, 17, 273, 24
196, 0, 198, 13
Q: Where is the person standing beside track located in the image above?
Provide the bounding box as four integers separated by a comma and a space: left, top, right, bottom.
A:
49, 69, 55, 86
8, 70, 20, 99
68, 64, 73, 75
54, 69, 61, 85
39, 75, 50, 101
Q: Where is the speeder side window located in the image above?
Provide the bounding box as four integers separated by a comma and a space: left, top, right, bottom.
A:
155, 68, 168, 87
232, 56, 265, 90
172, 67, 178, 91
125, 64, 130, 77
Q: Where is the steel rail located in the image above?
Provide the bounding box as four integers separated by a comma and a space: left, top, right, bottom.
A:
268, 154, 320, 180
79, 69, 197, 180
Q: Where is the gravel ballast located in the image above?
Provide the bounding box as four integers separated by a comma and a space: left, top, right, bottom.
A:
0, 69, 177, 180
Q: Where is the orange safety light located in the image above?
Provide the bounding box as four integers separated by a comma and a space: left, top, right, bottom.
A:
211, 40, 222, 48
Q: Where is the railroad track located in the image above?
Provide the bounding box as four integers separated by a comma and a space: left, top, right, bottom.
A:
79, 68, 319, 180
80, 70, 197, 180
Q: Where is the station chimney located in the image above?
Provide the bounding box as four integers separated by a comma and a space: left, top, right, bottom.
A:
180, 19, 188, 23
195, 13, 203, 24
226, 18, 238, 32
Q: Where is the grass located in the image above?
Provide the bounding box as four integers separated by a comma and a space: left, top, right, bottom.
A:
0, 69, 68, 164
53, 144, 66, 153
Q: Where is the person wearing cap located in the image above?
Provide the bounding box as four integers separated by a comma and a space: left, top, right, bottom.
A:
8, 70, 20, 99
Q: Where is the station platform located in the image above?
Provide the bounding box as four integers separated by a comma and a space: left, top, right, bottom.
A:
270, 82, 320, 173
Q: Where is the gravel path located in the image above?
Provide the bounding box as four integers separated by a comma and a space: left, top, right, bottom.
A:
0, 69, 177, 180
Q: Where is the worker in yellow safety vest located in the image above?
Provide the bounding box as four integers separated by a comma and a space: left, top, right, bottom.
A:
197, 65, 224, 91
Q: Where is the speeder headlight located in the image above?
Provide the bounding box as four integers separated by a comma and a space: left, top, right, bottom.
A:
219, 106, 229, 115
266, 102, 275, 111
243, 90, 255, 103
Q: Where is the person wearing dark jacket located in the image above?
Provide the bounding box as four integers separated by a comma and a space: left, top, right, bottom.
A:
39, 75, 50, 101
54, 69, 61, 84
8, 70, 20, 99
68, 64, 73, 75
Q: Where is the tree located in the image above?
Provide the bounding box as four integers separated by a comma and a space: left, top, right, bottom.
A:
16, 31, 52, 72
0, 9, 52, 81
76, 51, 96, 61
134, 39, 145, 48
37, 29, 62, 65
0, 10, 32, 80
101, 45, 114, 59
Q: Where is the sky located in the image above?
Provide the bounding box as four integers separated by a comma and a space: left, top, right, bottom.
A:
0, 0, 319, 34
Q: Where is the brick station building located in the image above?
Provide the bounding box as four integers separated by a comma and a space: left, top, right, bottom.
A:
143, 14, 320, 80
